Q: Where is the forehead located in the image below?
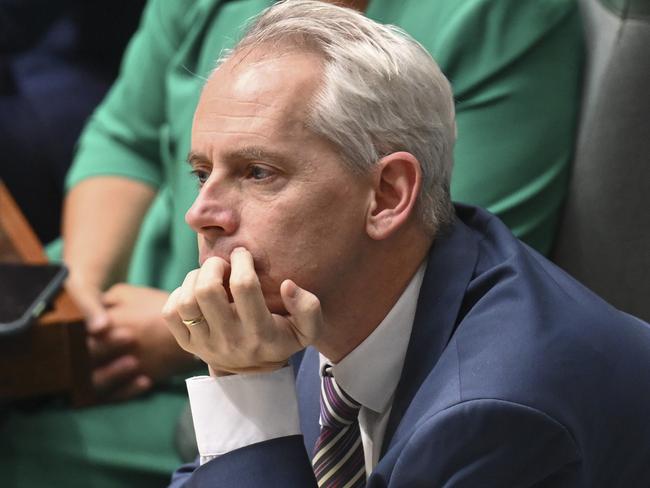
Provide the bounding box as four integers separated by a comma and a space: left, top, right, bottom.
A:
193, 48, 324, 139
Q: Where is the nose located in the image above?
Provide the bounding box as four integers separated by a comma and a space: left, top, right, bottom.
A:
185, 186, 239, 238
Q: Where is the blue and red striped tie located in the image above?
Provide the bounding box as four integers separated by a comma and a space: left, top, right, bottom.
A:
311, 366, 366, 488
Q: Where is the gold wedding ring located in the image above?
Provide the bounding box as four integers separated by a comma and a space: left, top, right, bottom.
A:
182, 316, 205, 327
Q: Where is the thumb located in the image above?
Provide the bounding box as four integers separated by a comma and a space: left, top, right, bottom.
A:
280, 279, 323, 346
69, 284, 110, 333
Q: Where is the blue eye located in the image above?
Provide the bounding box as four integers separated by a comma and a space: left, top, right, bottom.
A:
248, 165, 274, 180
190, 169, 210, 186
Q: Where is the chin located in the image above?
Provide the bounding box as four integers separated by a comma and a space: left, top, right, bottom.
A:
198, 251, 228, 267
261, 289, 287, 315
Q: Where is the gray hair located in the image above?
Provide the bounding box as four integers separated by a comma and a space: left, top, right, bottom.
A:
219, 0, 456, 234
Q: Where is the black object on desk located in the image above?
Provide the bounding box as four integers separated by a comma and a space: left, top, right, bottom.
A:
0, 263, 67, 336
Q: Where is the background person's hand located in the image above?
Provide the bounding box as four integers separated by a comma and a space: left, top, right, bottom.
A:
86, 284, 197, 402
163, 248, 323, 376
65, 275, 110, 333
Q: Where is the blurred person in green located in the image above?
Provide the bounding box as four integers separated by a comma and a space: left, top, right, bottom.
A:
0, 0, 582, 486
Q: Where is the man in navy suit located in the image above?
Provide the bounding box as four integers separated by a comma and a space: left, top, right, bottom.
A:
162, 1, 650, 486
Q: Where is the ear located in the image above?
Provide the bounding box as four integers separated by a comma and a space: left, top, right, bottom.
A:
366, 151, 421, 240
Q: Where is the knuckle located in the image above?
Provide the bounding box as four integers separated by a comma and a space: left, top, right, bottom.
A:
204, 255, 224, 266
180, 269, 199, 289
177, 292, 198, 312
230, 275, 258, 294
161, 300, 172, 318
194, 282, 215, 301
161, 306, 177, 323
185, 269, 200, 281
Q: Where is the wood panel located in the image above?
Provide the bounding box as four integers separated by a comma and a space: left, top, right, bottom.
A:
0, 180, 94, 406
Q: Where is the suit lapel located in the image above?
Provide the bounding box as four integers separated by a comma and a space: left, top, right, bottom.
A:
381, 210, 480, 455
295, 346, 321, 454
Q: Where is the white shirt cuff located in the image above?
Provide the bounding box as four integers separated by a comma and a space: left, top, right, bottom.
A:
186, 366, 300, 464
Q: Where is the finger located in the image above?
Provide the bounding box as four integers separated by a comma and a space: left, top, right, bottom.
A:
280, 279, 324, 346
229, 247, 269, 331
176, 270, 202, 319
101, 283, 129, 307
86, 305, 111, 334
105, 375, 153, 403
194, 256, 234, 337
68, 283, 110, 333
87, 327, 135, 366
162, 287, 191, 348
175, 270, 207, 331
92, 355, 140, 396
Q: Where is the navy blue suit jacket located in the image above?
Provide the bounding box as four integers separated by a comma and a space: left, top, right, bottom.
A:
171, 205, 650, 487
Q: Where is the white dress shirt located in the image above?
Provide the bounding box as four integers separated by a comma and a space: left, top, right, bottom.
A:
186, 263, 426, 472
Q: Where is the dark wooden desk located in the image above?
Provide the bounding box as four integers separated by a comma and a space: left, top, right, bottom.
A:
0, 180, 94, 406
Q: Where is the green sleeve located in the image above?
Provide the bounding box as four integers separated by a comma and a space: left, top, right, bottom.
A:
65, 0, 196, 190
439, 0, 582, 254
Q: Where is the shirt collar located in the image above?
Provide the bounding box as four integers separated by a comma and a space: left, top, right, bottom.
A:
319, 262, 427, 414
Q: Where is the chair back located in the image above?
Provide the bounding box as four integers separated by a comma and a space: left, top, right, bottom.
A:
553, 0, 650, 321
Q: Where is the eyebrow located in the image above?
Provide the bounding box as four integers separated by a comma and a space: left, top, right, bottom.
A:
186, 146, 293, 167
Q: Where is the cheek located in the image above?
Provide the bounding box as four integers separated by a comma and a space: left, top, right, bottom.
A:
253, 217, 327, 290
265, 214, 361, 291
244, 181, 368, 283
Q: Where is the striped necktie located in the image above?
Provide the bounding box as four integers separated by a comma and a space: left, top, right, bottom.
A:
311, 366, 366, 488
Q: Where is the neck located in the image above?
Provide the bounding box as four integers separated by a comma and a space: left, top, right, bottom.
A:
315, 226, 431, 363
